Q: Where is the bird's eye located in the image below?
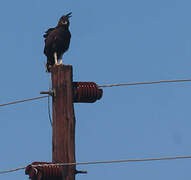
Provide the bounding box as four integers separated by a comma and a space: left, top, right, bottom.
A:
62, 21, 68, 25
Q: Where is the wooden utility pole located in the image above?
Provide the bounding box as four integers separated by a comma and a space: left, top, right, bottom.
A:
51, 65, 76, 180
25, 64, 102, 180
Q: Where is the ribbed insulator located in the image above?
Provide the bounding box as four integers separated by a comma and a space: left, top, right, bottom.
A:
25, 162, 62, 180
73, 82, 103, 103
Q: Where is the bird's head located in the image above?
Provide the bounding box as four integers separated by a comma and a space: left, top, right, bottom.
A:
58, 12, 72, 27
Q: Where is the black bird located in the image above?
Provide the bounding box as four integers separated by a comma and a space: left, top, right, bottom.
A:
43, 12, 72, 72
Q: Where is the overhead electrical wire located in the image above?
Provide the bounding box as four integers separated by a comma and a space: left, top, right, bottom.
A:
98, 78, 191, 88
0, 78, 191, 175
48, 95, 52, 126
0, 95, 49, 107
1, 155, 191, 174
47, 73, 53, 126
0, 78, 191, 108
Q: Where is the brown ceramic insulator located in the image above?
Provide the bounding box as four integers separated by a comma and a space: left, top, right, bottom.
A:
73, 82, 103, 103
25, 162, 62, 180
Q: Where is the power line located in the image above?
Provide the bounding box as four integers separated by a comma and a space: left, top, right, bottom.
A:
1, 155, 191, 174
47, 73, 53, 126
0, 95, 49, 107
0, 166, 26, 174
33, 155, 191, 166
1, 78, 191, 108
48, 95, 52, 126
98, 78, 191, 88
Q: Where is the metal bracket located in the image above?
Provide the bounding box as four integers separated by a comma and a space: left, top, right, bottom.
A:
75, 170, 88, 175
40, 89, 55, 97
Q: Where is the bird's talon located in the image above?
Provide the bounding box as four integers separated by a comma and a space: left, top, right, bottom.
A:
54, 52, 58, 65
59, 60, 63, 65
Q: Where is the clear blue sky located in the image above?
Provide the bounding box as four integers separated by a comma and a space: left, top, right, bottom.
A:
1, 0, 191, 179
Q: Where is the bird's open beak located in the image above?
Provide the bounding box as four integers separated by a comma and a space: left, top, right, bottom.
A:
65, 12, 72, 18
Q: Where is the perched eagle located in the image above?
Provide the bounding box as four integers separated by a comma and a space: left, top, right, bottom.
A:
43, 12, 72, 72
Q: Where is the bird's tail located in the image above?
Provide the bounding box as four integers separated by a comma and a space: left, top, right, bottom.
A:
43, 61, 51, 73
46, 57, 55, 72
46, 63, 52, 73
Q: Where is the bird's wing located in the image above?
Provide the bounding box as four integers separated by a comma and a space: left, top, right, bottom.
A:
44, 29, 60, 55
44, 28, 71, 56
43, 27, 56, 38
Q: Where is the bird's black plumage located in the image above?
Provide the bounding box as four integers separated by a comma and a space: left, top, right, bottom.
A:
43, 12, 72, 72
